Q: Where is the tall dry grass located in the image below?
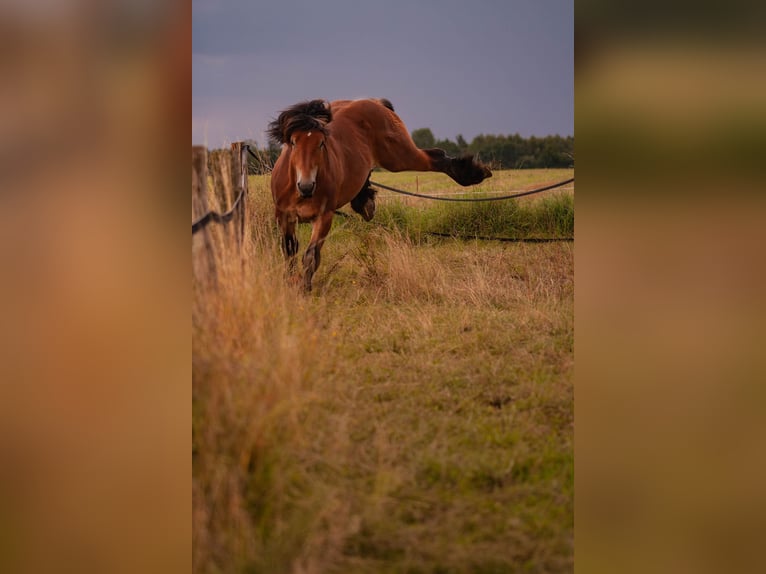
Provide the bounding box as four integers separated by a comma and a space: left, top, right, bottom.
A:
192, 192, 341, 572
193, 171, 574, 572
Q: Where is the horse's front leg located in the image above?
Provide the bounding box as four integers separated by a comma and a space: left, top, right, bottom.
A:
276, 210, 299, 279
302, 210, 333, 293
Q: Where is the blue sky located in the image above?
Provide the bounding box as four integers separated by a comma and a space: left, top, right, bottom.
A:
192, 0, 573, 148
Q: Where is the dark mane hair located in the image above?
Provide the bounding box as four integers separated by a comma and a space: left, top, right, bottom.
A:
267, 99, 332, 145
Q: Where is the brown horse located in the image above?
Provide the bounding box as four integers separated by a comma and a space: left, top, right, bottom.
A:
268, 98, 492, 291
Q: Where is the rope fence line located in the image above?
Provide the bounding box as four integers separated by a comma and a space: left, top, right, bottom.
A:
192, 185, 246, 234
192, 144, 250, 235
368, 177, 574, 202
373, 186, 574, 200
246, 145, 265, 167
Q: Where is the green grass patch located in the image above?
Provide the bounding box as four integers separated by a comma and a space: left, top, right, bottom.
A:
373, 192, 574, 240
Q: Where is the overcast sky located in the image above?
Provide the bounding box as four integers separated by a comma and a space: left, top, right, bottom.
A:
192, 0, 573, 149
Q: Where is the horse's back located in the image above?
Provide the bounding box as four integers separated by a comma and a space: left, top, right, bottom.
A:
330, 98, 410, 157
325, 99, 396, 164
330, 98, 392, 116
330, 98, 398, 130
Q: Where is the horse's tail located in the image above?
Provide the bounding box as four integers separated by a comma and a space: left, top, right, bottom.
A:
378, 98, 394, 112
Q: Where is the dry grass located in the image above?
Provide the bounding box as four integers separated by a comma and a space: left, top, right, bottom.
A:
193, 170, 574, 573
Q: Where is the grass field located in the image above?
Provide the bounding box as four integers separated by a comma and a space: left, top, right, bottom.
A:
193, 169, 574, 573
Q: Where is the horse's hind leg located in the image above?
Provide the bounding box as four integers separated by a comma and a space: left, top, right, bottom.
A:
303, 211, 333, 292
350, 172, 377, 221
375, 134, 492, 186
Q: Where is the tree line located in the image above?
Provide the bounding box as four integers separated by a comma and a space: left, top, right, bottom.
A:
412, 129, 574, 170
241, 128, 573, 174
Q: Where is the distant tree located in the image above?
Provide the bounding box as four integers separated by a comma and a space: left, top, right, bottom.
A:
465, 132, 573, 169
411, 128, 435, 149
267, 142, 281, 165
516, 155, 536, 169
456, 134, 468, 153
345, 123, 573, 169
435, 138, 460, 156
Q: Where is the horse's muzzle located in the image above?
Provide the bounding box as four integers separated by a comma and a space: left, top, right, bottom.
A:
297, 181, 316, 198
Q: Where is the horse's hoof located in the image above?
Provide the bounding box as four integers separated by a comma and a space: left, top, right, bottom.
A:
450, 155, 492, 186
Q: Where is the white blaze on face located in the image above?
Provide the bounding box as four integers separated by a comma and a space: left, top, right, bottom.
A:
295, 167, 317, 187
294, 133, 319, 190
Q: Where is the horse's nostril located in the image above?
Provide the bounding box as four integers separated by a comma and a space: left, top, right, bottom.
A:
297, 181, 315, 197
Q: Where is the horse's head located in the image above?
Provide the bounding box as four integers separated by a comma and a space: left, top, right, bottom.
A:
268, 99, 331, 198
289, 129, 327, 198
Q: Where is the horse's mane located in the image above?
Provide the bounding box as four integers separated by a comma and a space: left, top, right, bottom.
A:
267, 99, 332, 145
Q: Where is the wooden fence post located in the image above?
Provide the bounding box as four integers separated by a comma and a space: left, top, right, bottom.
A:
192, 144, 249, 282
230, 142, 248, 260
192, 146, 216, 283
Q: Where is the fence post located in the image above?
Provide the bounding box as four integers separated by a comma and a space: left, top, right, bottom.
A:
230, 142, 248, 260
206, 148, 235, 258
192, 146, 216, 283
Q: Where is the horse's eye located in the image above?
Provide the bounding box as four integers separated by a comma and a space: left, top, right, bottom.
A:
319, 140, 325, 149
